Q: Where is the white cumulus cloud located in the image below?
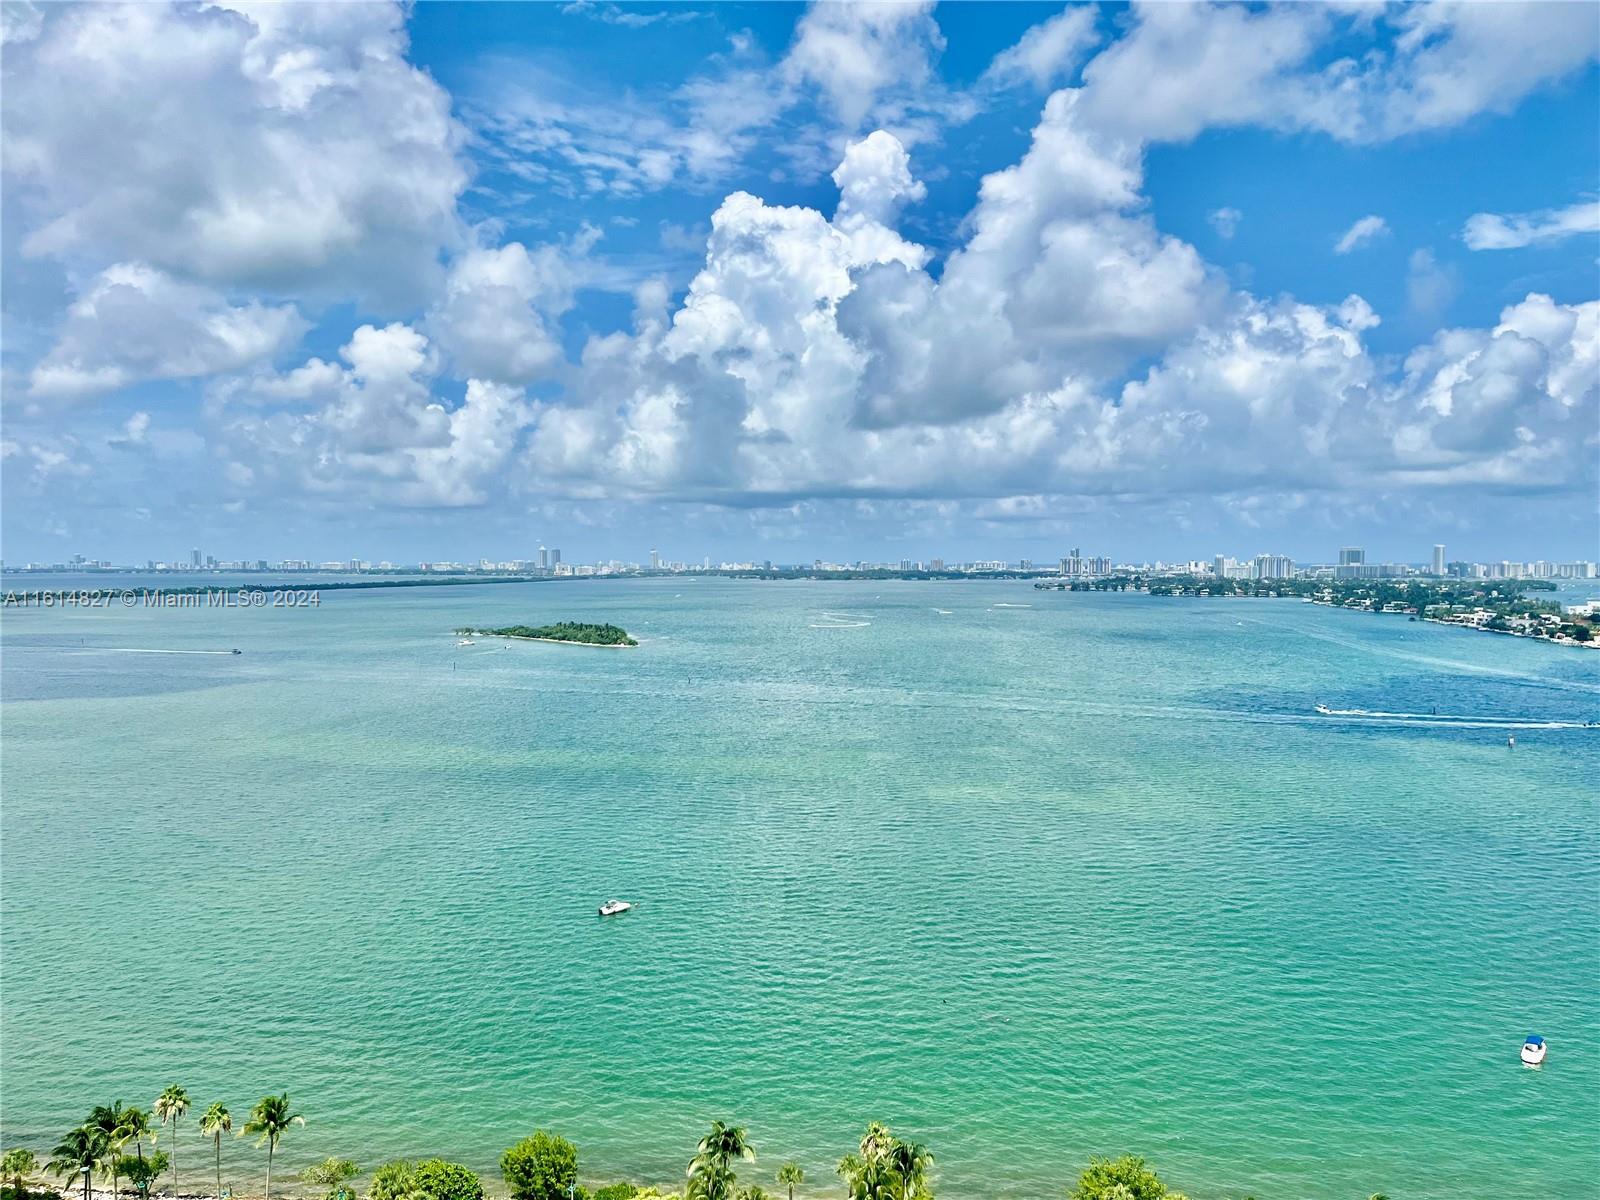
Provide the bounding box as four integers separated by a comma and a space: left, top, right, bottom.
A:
1462, 199, 1600, 250
29, 264, 305, 399
3, 1, 466, 307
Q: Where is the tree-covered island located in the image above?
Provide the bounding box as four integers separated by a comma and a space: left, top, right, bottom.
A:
457, 622, 638, 647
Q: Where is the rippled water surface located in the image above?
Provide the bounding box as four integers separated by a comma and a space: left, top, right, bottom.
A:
3, 579, 1598, 1198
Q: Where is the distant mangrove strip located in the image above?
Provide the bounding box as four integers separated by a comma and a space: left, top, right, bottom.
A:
2, 1090, 1397, 1200
1033, 573, 1594, 647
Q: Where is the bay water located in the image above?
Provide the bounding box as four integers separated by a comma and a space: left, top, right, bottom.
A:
3, 579, 1596, 1198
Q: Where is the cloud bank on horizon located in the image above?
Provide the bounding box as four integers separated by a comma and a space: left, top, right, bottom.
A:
2, 0, 1597, 561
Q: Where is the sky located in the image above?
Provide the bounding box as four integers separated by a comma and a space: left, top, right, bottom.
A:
2, 0, 1598, 567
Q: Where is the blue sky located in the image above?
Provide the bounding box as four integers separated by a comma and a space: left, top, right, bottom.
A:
2, 1, 1597, 566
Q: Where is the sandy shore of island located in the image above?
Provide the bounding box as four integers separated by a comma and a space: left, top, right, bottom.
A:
484, 634, 636, 648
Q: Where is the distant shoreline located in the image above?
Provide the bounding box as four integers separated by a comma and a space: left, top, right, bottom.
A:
2, 577, 553, 605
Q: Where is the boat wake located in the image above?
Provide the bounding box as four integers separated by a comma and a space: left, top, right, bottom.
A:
992, 603, 1032, 608
96, 648, 241, 656
811, 621, 870, 629
1316, 706, 1595, 730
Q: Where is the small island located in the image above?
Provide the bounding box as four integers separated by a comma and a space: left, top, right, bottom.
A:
457, 621, 638, 647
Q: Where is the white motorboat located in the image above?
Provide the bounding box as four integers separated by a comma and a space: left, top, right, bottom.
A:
1521, 1035, 1546, 1065
598, 899, 633, 917
455, 638, 476, 646
1315, 703, 1332, 714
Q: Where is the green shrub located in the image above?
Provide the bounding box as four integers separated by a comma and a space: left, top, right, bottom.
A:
412, 1161, 483, 1200
1070, 1156, 1181, 1200
594, 1186, 636, 1200
501, 1132, 578, 1200
117, 1154, 169, 1200
369, 1161, 418, 1200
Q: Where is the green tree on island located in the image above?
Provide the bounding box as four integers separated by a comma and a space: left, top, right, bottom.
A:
47, 1127, 110, 1200
3, 1149, 39, 1199
501, 1132, 578, 1200
686, 1122, 754, 1200
775, 1162, 802, 1200
241, 1094, 304, 1200
199, 1104, 231, 1200
459, 623, 638, 647
301, 1157, 360, 1200
154, 1085, 190, 1193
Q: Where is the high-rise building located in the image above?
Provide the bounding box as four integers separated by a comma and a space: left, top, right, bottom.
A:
649, 548, 661, 570
190, 548, 201, 568
551, 548, 561, 566
539, 545, 549, 569
1213, 554, 1227, 579
1336, 546, 1366, 579
1432, 544, 1446, 575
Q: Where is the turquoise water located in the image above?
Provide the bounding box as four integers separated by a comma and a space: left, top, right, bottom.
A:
3, 579, 1597, 1198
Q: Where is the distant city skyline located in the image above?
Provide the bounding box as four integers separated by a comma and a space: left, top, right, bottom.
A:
12, 540, 1597, 583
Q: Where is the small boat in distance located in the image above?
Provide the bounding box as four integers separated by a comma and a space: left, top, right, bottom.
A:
598, 899, 633, 917
1521, 1035, 1546, 1065
456, 638, 476, 647
1315, 703, 1332, 714
231, 648, 242, 655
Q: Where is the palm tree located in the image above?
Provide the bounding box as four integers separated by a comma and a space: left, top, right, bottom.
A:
4, 1148, 40, 1198
48, 1126, 110, 1200
198, 1106, 231, 1200
775, 1162, 802, 1200
856, 1126, 892, 1166
119, 1110, 154, 1166
154, 1087, 190, 1194
241, 1095, 303, 1200
836, 1127, 902, 1200
687, 1122, 754, 1200
885, 1141, 932, 1200
89, 1103, 130, 1200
